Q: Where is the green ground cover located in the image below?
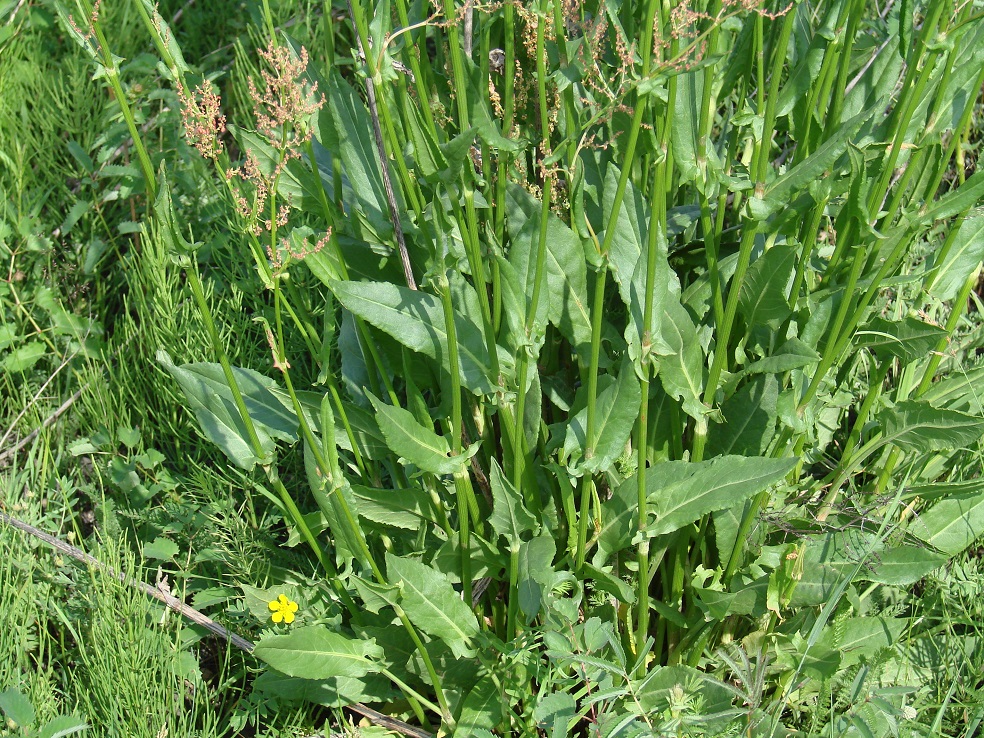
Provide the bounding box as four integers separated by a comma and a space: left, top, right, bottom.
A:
2, 0, 984, 735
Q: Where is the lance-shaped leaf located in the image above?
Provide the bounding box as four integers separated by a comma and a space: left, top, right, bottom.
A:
332, 279, 498, 395
489, 460, 537, 547
879, 401, 984, 452
157, 351, 296, 469
928, 212, 984, 301
505, 183, 592, 357
908, 482, 984, 555
856, 316, 948, 364
641, 456, 797, 536
369, 394, 478, 475
385, 553, 479, 659
316, 69, 393, 243
253, 627, 383, 680
562, 357, 641, 476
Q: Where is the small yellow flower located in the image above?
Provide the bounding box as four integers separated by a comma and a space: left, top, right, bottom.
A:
268, 594, 298, 624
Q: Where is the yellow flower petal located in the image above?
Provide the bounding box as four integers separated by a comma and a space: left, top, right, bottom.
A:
282, 610, 295, 624
278, 594, 290, 605
268, 600, 279, 611
271, 610, 283, 623
287, 600, 298, 613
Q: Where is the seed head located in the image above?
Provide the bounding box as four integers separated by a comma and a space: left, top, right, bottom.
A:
179, 81, 226, 160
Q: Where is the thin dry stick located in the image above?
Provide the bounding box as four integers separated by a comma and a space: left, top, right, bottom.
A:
0, 388, 83, 466
0, 512, 434, 738
0, 349, 78, 451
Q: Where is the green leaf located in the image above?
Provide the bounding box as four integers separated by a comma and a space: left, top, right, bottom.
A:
928, 212, 984, 301
37, 714, 89, 738
0, 688, 35, 728
856, 316, 948, 364
656, 300, 707, 421
351, 484, 439, 529
636, 665, 734, 716
385, 553, 479, 658
640, 456, 797, 536
909, 484, 984, 555
861, 545, 947, 586
2, 340, 46, 372
920, 366, 984, 414
596, 477, 637, 563
603, 168, 677, 361
254, 668, 391, 708
917, 170, 984, 226
762, 106, 876, 218
563, 357, 641, 475
671, 70, 701, 184
317, 70, 392, 243
879, 400, 984, 452
489, 460, 537, 546
505, 184, 592, 357
899, 0, 912, 60
581, 562, 635, 604
708, 375, 778, 457
456, 674, 502, 734
253, 627, 382, 679
738, 245, 796, 330
818, 617, 907, 668
368, 394, 477, 475
157, 351, 296, 469
518, 534, 556, 623
153, 165, 199, 258
332, 280, 499, 395
743, 338, 820, 375
142, 536, 179, 561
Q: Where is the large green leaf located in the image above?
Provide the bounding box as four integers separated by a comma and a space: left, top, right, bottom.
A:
317, 69, 393, 243
909, 483, 984, 555
385, 553, 480, 658
759, 105, 876, 219
707, 375, 778, 457
640, 456, 796, 536
332, 279, 499, 395
738, 245, 796, 330
879, 401, 984, 452
928, 212, 984, 301
351, 484, 440, 529
817, 617, 907, 669
369, 394, 477, 475
920, 366, 984, 414
562, 357, 641, 476
518, 535, 556, 624
489, 460, 537, 547
856, 316, 948, 364
456, 674, 503, 734
655, 300, 707, 421
253, 669, 392, 708
860, 546, 947, 586
253, 627, 383, 680
157, 351, 297, 469
603, 168, 676, 360
505, 184, 592, 357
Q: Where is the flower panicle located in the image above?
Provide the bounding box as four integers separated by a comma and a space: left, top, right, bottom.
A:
179, 81, 227, 160
249, 41, 325, 147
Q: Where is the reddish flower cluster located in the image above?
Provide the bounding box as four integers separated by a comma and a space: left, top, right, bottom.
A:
68, 0, 102, 47
179, 81, 226, 160
248, 41, 325, 146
